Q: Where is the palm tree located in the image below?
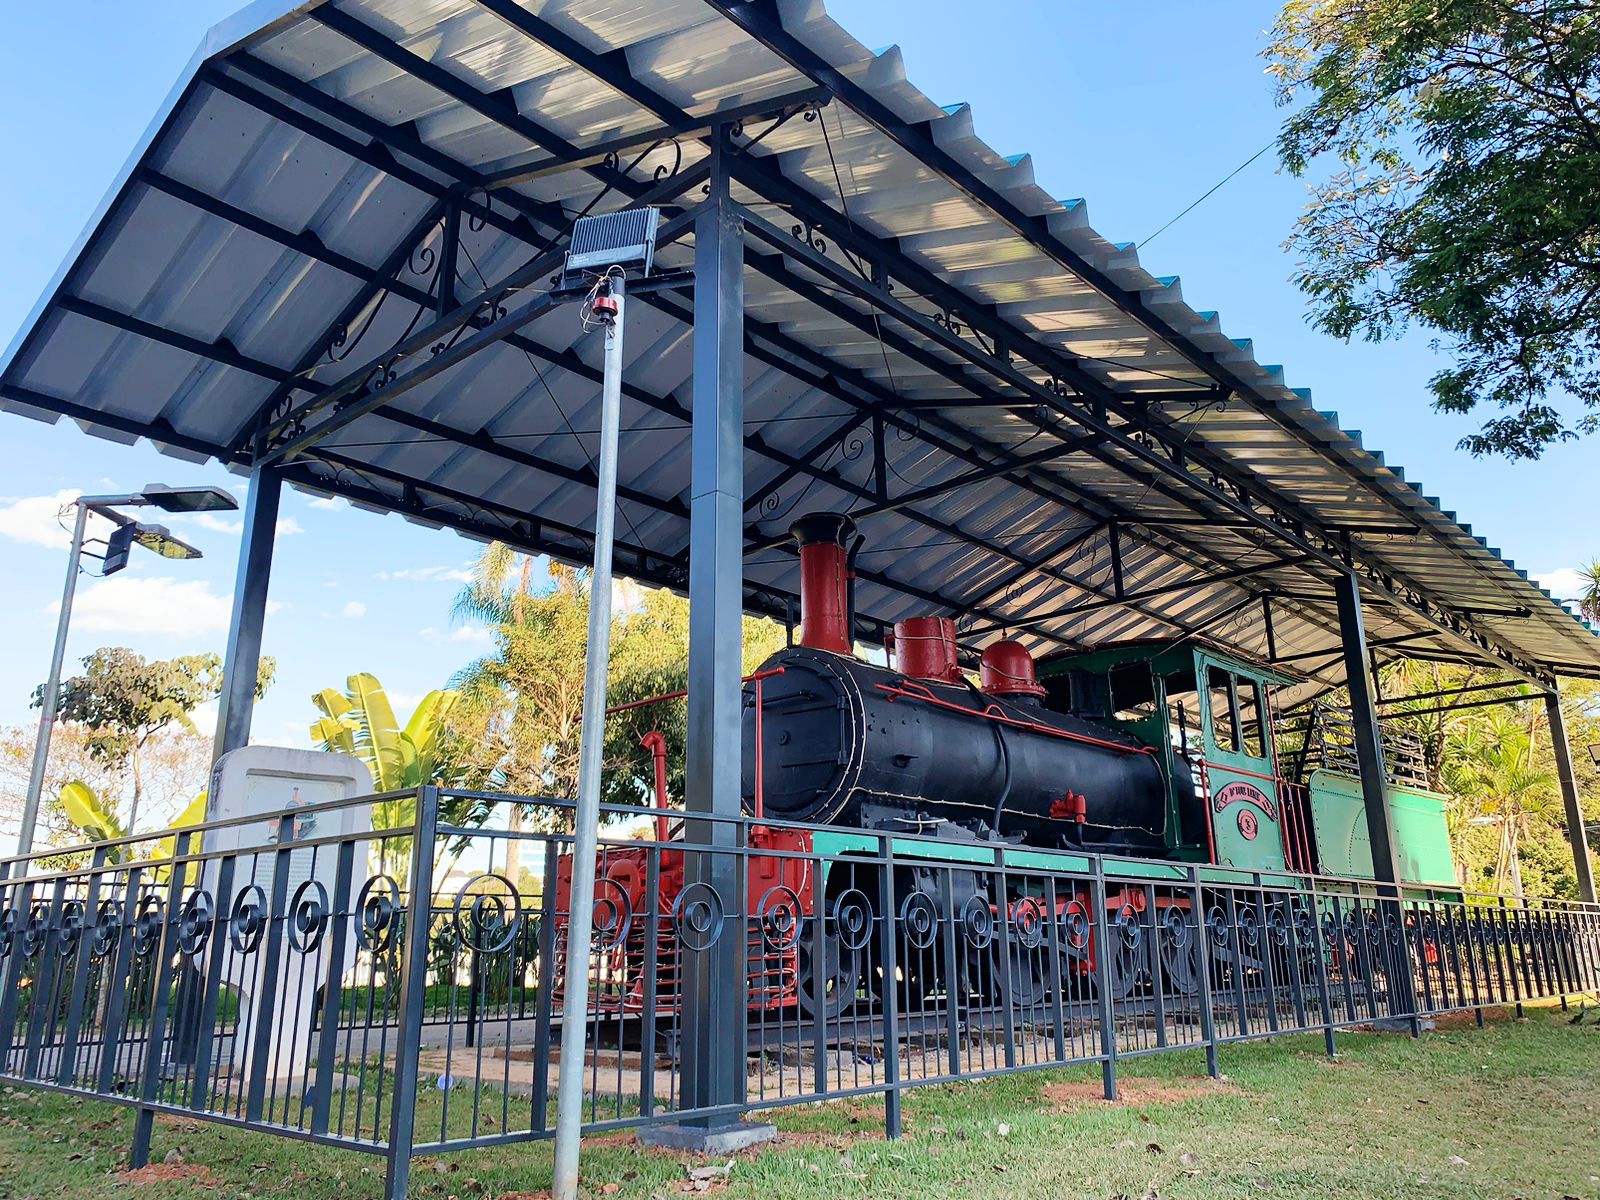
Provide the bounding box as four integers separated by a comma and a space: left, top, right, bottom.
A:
1578, 560, 1600, 625
1440, 705, 1555, 897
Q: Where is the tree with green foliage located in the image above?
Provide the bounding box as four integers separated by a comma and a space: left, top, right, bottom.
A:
35, 647, 273, 834
445, 548, 785, 879
1267, 0, 1600, 458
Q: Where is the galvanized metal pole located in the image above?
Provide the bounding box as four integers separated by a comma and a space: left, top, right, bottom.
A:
18, 502, 89, 855
679, 134, 754, 1128
1546, 688, 1598, 905
552, 276, 626, 1200
211, 466, 282, 772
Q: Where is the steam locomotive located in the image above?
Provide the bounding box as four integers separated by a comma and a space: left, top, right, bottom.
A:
554, 512, 1456, 1013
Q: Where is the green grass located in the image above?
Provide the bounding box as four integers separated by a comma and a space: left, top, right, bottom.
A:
2, 1005, 1598, 1199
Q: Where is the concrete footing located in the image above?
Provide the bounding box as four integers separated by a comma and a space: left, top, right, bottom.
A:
636, 1120, 777, 1154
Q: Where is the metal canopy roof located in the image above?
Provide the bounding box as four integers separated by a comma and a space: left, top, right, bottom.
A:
4, 0, 1597, 703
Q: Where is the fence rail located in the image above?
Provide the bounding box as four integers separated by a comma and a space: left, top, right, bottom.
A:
1, 787, 1596, 1195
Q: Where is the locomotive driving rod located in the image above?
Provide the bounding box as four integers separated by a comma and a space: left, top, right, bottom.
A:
552, 274, 626, 1200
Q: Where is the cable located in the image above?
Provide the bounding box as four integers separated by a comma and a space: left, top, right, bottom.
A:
1141, 138, 1276, 248
458, 240, 648, 553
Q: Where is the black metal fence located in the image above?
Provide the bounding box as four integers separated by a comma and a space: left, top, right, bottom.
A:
2, 787, 1596, 1197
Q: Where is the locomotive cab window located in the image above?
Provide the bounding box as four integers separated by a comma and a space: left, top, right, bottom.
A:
1163, 666, 1200, 756
1109, 663, 1158, 721
1206, 665, 1239, 753
1238, 678, 1266, 759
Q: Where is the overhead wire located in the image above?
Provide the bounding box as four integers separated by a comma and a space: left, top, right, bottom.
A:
1140, 137, 1276, 248
457, 236, 650, 553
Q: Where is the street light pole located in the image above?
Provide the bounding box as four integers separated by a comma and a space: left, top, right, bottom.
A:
17, 503, 90, 856
14, 485, 232, 856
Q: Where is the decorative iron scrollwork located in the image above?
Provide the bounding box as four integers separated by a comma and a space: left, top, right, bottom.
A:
1061, 898, 1091, 951
288, 881, 330, 954
131, 895, 164, 958
57, 899, 86, 957
1207, 904, 1231, 949
177, 890, 214, 956
355, 875, 401, 953
790, 222, 828, 255
673, 881, 726, 953
591, 877, 634, 951
22, 903, 50, 958
757, 885, 803, 953
959, 893, 994, 949
1013, 896, 1048, 950
1161, 904, 1190, 949
230, 885, 269, 954
91, 899, 123, 959
899, 891, 939, 951
1115, 903, 1143, 950
452, 874, 521, 955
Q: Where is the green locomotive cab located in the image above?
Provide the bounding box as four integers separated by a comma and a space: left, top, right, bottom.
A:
1035, 638, 1458, 887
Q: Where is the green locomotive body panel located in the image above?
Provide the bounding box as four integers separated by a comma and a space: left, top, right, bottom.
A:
1305, 768, 1456, 887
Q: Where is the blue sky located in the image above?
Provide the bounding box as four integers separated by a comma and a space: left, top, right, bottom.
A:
0, 0, 1591, 748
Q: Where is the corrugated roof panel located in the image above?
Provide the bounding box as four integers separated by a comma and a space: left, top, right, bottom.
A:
0, 0, 1593, 690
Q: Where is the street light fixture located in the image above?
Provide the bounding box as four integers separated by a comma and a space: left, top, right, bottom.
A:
15, 484, 238, 855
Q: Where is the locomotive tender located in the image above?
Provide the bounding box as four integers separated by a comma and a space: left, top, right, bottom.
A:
557, 512, 1456, 1011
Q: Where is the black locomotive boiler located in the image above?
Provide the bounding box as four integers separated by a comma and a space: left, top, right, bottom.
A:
741, 513, 1198, 858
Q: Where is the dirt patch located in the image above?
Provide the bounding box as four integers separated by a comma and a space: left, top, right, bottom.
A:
118, 1163, 220, 1187
1428, 1007, 1510, 1029
1043, 1076, 1234, 1111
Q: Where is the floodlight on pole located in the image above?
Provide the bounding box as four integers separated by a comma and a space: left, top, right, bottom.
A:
15, 484, 235, 856
551, 208, 658, 1200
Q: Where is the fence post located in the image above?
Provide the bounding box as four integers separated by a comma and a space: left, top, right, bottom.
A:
1187, 866, 1221, 1079
1090, 856, 1117, 1102
0, 873, 37, 1076
1302, 875, 1338, 1059
311, 839, 357, 1136
877, 834, 902, 1139
58, 846, 110, 1087
130, 831, 194, 1169
385, 787, 440, 1200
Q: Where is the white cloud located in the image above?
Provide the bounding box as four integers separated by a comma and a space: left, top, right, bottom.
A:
385, 690, 427, 714
57, 575, 233, 636
190, 513, 244, 535
379, 565, 475, 584
342, 600, 367, 618
276, 517, 305, 537
307, 496, 345, 511
1532, 567, 1585, 599
0, 490, 80, 549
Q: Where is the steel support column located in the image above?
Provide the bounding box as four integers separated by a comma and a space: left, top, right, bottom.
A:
1333, 571, 1405, 890
1547, 689, 1598, 904
211, 466, 281, 771
673, 134, 765, 1141
1333, 569, 1418, 1024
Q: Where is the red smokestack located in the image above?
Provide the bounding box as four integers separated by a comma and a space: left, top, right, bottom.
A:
894, 616, 964, 684
791, 513, 857, 655
980, 640, 1046, 699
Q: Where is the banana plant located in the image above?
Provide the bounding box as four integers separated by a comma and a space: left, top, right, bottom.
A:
58, 780, 206, 881
310, 674, 462, 831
